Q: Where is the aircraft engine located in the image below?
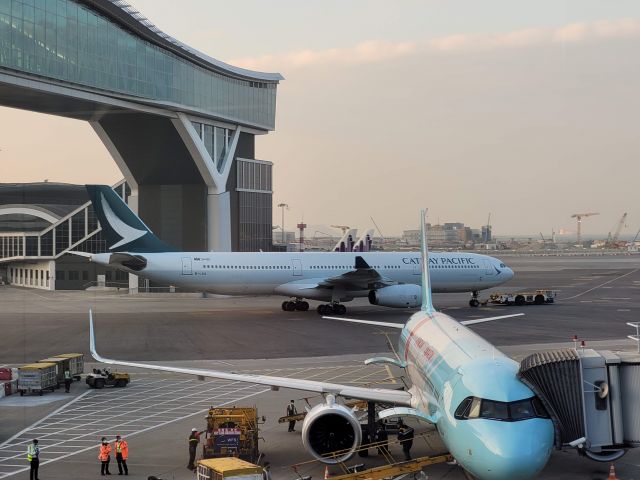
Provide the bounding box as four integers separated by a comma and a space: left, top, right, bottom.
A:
368, 284, 421, 308
301, 396, 362, 464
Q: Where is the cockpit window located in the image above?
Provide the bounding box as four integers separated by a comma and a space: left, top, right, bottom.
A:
499, 263, 506, 268
454, 396, 549, 422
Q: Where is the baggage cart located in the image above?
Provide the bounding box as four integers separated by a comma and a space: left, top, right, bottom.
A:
17, 363, 57, 396
203, 407, 260, 463
38, 357, 66, 387
196, 458, 263, 480
53, 353, 84, 380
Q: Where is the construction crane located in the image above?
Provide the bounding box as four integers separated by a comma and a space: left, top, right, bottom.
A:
606, 212, 628, 247
571, 212, 599, 245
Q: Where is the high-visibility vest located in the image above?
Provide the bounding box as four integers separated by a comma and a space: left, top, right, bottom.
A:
27, 444, 39, 461
189, 433, 199, 445
98, 444, 111, 461
64, 370, 71, 380
114, 440, 128, 460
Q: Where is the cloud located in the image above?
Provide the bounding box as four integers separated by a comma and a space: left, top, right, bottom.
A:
230, 18, 640, 71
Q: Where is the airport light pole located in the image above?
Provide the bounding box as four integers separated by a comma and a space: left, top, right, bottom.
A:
277, 203, 288, 244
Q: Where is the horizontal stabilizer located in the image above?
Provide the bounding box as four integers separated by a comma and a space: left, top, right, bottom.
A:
322, 316, 405, 329
460, 313, 524, 326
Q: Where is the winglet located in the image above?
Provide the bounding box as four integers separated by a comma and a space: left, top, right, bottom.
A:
420, 210, 435, 315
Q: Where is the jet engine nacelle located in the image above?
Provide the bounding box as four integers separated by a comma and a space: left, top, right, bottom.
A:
301, 396, 362, 464
368, 284, 421, 308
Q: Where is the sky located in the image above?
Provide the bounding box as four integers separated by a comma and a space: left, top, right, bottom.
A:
1, 0, 639, 237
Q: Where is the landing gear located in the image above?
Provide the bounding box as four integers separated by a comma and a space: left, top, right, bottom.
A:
469, 291, 480, 308
281, 299, 310, 312
316, 303, 347, 315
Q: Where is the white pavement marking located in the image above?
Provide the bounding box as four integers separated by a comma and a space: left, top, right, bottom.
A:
0, 364, 391, 478
563, 269, 639, 300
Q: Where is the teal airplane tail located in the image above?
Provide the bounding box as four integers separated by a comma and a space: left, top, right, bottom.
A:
85, 185, 176, 253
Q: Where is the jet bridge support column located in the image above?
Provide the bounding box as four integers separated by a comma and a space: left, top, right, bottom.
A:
172, 113, 241, 252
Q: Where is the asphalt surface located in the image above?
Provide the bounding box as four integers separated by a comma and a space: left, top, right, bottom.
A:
0, 254, 639, 479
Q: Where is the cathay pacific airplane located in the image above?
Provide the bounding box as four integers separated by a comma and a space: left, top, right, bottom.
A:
89, 211, 554, 480
80, 185, 514, 314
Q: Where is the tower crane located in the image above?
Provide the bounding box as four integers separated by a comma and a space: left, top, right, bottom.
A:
606, 212, 628, 247
570, 212, 599, 245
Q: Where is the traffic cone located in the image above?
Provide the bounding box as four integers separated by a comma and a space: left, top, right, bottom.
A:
324, 465, 330, 479
608, 464, 619, 480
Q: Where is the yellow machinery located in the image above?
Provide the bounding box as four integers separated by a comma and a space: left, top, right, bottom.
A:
203, 407, 260, 463
196, 458, 263, 480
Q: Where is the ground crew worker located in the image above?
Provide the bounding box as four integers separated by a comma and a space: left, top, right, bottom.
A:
187, 428, 202, 471
114, 435, 128, 475
262, 461, 272, 480
99, 437, 112, 475
27, 438, 39, 480
286, 400, 297, 432
397, 424, 414, 461
64, 369, 72, 393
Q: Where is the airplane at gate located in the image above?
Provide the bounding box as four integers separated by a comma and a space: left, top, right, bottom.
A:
80, 185, 514, 314
89, 211, 553, 479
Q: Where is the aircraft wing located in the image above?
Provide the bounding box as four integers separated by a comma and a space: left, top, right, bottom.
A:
89, 312, 412, 406
318, 256, 394, 290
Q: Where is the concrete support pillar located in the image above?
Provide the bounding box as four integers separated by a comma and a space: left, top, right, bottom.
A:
172, 113, 240, 252
207, 190, 231, 252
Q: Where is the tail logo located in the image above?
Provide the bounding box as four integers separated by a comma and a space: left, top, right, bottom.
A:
100, 193, 147, 250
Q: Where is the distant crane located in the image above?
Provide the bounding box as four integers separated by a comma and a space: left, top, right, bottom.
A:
571, 212, 599, 245
606, 212, 628, 247
370, 216, 386, 243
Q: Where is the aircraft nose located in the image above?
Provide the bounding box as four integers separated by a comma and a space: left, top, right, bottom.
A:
504, 265, 514, 280
473, 421, 553, 480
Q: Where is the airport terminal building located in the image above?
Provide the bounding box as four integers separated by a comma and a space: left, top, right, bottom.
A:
0, 0, 281, 252
0, 0, 282, 289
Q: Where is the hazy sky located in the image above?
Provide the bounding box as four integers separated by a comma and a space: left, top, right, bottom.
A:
2, 0, 639, 237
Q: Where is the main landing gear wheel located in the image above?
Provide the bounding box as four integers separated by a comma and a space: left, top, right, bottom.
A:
469, 291, 480, 307
295, 301, 310, 311
282, 300, 310, 312
316, 304, 347, 315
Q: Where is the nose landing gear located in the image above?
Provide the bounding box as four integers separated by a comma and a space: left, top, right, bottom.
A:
469, 291, 480, 307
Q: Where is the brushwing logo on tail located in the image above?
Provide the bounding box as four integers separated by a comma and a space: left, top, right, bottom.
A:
100, 193, 147, 250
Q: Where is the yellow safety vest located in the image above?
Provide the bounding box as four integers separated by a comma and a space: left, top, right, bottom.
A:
27, 444, 38, 461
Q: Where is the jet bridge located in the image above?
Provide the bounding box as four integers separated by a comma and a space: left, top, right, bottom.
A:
519, 348, 640, 462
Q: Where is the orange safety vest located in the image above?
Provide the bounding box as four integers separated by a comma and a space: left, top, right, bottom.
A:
98, 443, 111, 462
114, 440, 128, 460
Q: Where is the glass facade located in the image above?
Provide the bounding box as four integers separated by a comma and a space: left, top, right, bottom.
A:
192, 121, 232, 173
237, 159, 273, 252
0, 0, 277, 129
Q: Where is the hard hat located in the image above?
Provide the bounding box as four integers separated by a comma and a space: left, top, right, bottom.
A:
191, 428, 197, 432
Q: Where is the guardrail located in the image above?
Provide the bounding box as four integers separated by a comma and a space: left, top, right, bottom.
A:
627, 322, 640, 353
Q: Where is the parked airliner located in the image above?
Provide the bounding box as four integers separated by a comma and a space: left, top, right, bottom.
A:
81, 185, 514, 314
89, 211, 553, 479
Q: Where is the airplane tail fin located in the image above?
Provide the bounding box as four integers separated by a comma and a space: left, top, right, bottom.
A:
420, 209, 435, 315
86, 185, 176, 253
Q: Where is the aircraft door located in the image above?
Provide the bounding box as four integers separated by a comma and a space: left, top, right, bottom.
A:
182, 257, 193, 275
482, 259, 495, 275
291, 259, 302, 276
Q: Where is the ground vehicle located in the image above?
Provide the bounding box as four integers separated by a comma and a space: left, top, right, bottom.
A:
196, 458, 262, 480
17, 363, 57, 396
38, 357, 66, 387
85, 369, 130, 389
53, 353, 84, 381
203, 407, 261, 463
489, 289, 556, 306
